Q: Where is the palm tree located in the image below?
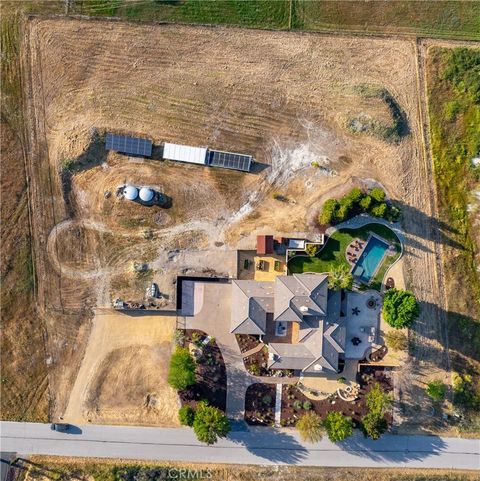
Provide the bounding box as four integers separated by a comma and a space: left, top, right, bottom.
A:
328, 264, 353, 290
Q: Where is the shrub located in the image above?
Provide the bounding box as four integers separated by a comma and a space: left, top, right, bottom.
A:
345, 187, 363, 204
328, 264, 353, 291
452, 372, 480, 409
370, 187, 386, 203
323, 412, 353, 442
426, 380, 447, 402
168, 347, 196, 390
293, 400, 303, 410
305, 243, 320, 257
262, 395, 272, 406
249, 363, 260, 375
385, 330, 408, 351
303, 401, 313, 411
296, 412, 323, 443
362, 411, 386, 440
370, 202, 388, 218
319, 199, 338, 225
382, 288, 420, 329
193, 401, 231, 445
359, 195, 372, 210
178, 405, 195, 426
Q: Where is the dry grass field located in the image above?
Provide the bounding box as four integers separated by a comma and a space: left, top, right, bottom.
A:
22, 16, 452, 429
22, 456, 480, 481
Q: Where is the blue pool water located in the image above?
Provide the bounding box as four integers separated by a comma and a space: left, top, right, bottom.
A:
351, 236, 389, 283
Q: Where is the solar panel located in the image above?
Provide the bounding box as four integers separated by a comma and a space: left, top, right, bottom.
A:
208, 150, 252, 172
105, 133, 152, 157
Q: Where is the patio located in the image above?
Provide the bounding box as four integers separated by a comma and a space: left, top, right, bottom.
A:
344, 290, 382, 359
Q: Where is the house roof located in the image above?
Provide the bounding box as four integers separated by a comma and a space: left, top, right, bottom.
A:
230, 274, 345, 373
230, 280, 274, 335
257, 235, 274, 255
274, 274, 328, 322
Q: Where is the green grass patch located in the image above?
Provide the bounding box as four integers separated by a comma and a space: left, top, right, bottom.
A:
74, 0, 291, 28
288, 223, 401, 291
294, 0, 480, 39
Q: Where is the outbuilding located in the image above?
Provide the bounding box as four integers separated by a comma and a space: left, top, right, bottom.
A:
163, 142, 207, 165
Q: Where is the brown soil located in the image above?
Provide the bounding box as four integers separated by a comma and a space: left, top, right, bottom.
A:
179, 330, 227, 412
85, 344, 178, 426
281, 367, 393, 428
243, 345, 294, 378
244, 383, 276, 426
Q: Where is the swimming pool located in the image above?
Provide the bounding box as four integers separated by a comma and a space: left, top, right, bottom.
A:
351, 236, 389, 283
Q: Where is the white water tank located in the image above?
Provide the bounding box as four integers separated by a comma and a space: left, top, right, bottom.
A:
139, 187, 154, 202
124, 185, 138, 201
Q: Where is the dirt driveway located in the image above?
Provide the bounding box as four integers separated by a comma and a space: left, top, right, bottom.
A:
63, 309, 179, 427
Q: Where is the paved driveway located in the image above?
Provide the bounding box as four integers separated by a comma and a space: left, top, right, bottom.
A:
184, 282, 256, 420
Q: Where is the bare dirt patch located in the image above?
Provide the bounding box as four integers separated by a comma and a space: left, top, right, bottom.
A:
63, 310, 179, 427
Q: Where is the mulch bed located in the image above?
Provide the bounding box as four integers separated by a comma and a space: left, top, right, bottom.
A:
281, 366, 393, 428
235, 334, 261, 353
243, 345, 294, 378
244, 383, 276, 426
178, 329, 227, 412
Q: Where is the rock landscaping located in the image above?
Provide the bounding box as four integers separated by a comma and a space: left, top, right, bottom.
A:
244, 383, 276, 426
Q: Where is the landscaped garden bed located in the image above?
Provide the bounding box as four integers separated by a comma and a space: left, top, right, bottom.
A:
281, 366, 393, 427
244, 383, 276, 426
235, 333, 261, 353
288, 223, 401, 290
178, 329, 226, 412
243, 345, 294, 378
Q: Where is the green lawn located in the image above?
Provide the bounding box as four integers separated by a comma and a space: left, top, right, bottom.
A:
288, 223, 401, 290
294, 0, 480, 39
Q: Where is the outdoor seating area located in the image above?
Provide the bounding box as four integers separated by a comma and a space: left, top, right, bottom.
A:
346, 238, 366, 264
344, 290, 382, 359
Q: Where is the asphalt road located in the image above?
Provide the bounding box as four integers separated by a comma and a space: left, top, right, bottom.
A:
1, 422, 479, 469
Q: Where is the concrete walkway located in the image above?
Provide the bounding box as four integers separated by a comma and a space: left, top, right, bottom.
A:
274, 384, 282, 427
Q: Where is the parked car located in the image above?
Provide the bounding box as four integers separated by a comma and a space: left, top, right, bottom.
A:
50, 423, 70, 432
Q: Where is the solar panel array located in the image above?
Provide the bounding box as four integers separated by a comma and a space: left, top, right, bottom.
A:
106, 133, 152, 157
208, 150, 252, 172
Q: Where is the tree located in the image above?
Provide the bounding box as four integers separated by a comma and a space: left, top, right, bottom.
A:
370, 202, 388, 218
323, 411, 353, 442
319, 199, 338, 225
359, 195, 372, 210
192, 401, 231, 445
426, 380, 447, 402
362, 383, 392, 440
382, 288, 420, 329
168, 347, 196, 390
305, 243, 320, 257
384, 330, 408, 351
178, 405, 195, 426
328, 264, 353, 290
296, 412, 323, 443
366, 383, 392, 414
370, 187, 386, 203
362, 411, 386, 440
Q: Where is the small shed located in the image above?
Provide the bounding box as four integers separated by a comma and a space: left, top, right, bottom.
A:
257, 235, 274, 255
163, 142, 207, 165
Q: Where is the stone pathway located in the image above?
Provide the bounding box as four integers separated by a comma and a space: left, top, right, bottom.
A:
274, 384, 282, 427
